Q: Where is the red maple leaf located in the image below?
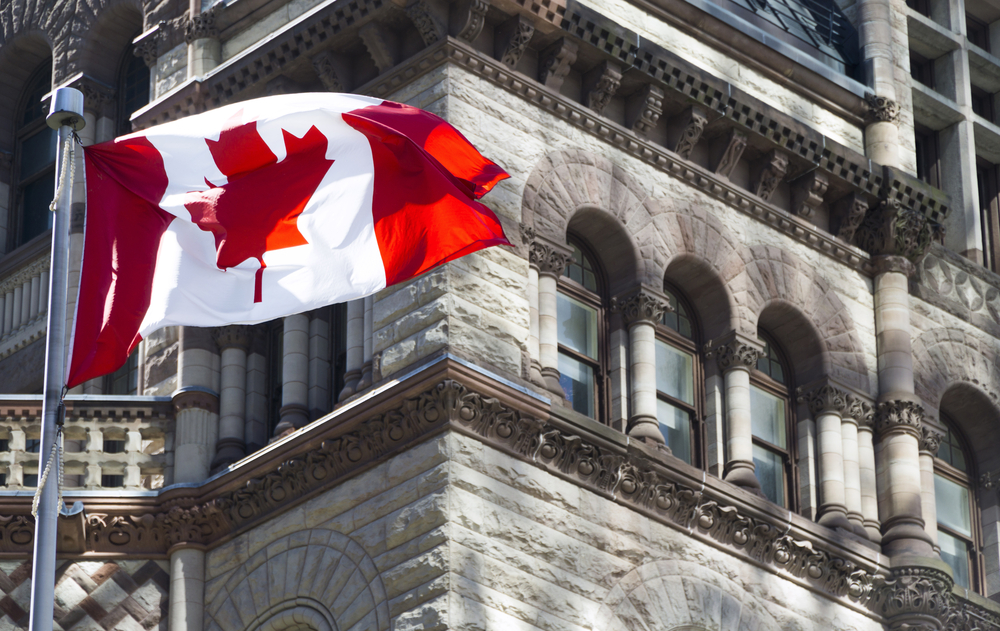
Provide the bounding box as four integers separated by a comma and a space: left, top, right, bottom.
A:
182, 109, 335, 302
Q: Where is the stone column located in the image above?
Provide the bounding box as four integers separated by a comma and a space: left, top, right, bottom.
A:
521, 225, 545, 386
858, 0, 899, 168
358, 296, 374, 391
800, 383, 852, 531
851, 397, 881, 542
186, 2, 221, 78
841, 404, 868, 538
172, 327, 219, 484
275, 314, 310, 436
308, 309, 331, 419
529, 236, 572, 398
244, 328, 268, 453
169, 548, 204, 631
613, 287, 671, 445
211, 325, 249, 470
920, 425, 944, 548
711, 332, 765, 493
339, 298, 364, 400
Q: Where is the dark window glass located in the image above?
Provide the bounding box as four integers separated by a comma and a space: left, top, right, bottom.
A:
563, 244, 598, 292
103, 440, 126, 454
910, 52, 934, 89
756, 341, 785, 384
119, 43, 150, 136
557, 240, 605, 420
661, 289, 693, 340
14, 61, 54, 248
906, 0, 930, 16
934, 415, 980, 592
25, 439, 40, 453
0, 440, 8, 451
23, 474, 38, 487
977, 159, 1000, 274
108, 351, 139, 395
750, 332, 793, 508
968, 14, 990, 51
915, 127, 941, 188
0, 474, 6, 486
972, 86, 995, 122
101, 474, 125, 488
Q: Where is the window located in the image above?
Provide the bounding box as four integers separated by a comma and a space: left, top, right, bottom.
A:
972, 86, 995, 122
11, 61, 55, 249
103, 439, 125, 454
935, 417, 981, 592
915, 126, 940, 188
977, 158, 1000, 274
22, 474, 38, 487
558, 243, 605, 419
750, 334, 794, 507
967, 14, 990, 51
655, 286, 701, 464
25, 439, 40, 453
118, 41, 150, 136
910, 52, 934, 89
101, 474, 125, 488
0, 440, 8, 451
906, 0, 930, 16
107, 351, 139, 394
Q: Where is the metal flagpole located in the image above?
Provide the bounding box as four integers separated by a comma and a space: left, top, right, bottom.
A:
27, 87, 85, 631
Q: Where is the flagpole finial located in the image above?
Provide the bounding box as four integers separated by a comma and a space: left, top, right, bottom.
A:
46, 87, 85, 131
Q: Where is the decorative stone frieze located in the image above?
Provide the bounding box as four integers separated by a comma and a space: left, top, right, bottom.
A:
857, 198, 943, 261
405, 0, 444, 46
833, 192, 869, 243
495, 14, 534, 68
626, 85, 664, 138
185, 6, 219, 43
311, 51, 346, 92
583, 61, 621, 116
754, 150, 788, 202
673, 105, 707, 160
715, 130, 747, 179
457, 0, 489, 42
798, 383, 848, 415
791, 170, 829, 219
874, 400, 924, 438
865, 93, 900, 124
708, 334, 764, 372
538, 38, 578, 91
359, 22, 396, 73
212, 324, 250, 351
612, 288, 671, 325
915, 245, 1000, 339
529, 238, 572, 277
920, 426, 944, 455
866, 566, 953, 629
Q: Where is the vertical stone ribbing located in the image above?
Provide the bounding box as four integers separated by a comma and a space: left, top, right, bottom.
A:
853, 399, 881, 542
711, 332, 764, 493
340, 298, 364, 400
276, 314, 310, 435
308, 309, 331, 420
169, 548, 204, 631
244, 328, 268, 453
800, 383, 852, 531
212, 325, 249, 470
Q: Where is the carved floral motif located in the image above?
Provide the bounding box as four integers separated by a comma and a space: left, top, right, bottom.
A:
798, 384, 847, 416
674, 106, 707, 160
405, 0, 443, 46
856, 198, 943, 261
874, 400, 924, 438
865, 93, 900, 124
710, 338, 763, 371
612, 289, 671, 325
185, 7, 219, 43
496, 15, 534, 68
529, 240, 572, 276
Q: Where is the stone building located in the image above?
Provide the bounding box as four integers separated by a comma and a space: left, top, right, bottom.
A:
0, 0, 999, 627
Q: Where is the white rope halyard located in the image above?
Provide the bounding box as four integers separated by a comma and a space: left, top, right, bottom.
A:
31, 423, 65, 518
49, 132, 76, 213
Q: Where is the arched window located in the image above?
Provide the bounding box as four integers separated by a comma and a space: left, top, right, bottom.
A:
12, 61, 54, 249
655, 285, 701, 465
118, 41, 150, 136
750, 333, 794, 507
558, 242, 606, 419
935, 415, 981, 592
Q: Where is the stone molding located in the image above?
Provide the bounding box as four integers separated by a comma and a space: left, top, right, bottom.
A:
212, 324, 250, 351
538, 38, 577, 90
611, 287, 672, 325
865, 93, 900, 125
405, 0, 444, 46
185, 6, 220, 43
707, 333, 764, 372
857, 198, 943, 261
172, 388, 219, 414
868, 565, 953, 628
132, 24, 162, 68
797, 383, 847, 416
0, 254, 49, 297
528, 236, 572, 277
874, 400, 924, 438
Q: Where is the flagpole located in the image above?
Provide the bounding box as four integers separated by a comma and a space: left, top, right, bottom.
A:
27, 87, 85, 631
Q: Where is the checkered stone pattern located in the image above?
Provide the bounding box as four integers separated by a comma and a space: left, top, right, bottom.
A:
0, 560, 168, 630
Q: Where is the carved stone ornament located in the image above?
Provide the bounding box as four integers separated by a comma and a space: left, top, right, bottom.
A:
866, 566, 953, 628
872, 254, 916, 277
132, 24, 163, 68
709, 336, 764, 372
77, 81, 115, 117
845, 394, 874, 428
359, 22, 396, 73
185, 6, 220, 44
753, 150, 788, 202
612, 289, 672, 325
874, 400, 924, 438
856, 198, 943, 261
538, 38, 578, 91
529, 239, 572, 276
405, 0, 444, 46
457, 0, 489, 42
519, 222, 536, 248
673, 106, 707, 160
833, 192, 869, 243
920, 426, 944, 455
715, 130, 747, 179
624, 84, 664, 138
213, 324, 251, 351
311, 51, 345, 92
865, 93, 900, 125
791, 170, 829, 219
584, 62, 622, 116
798, 384, 847, 416
495, 15, 534, 68
173, 388, 219, 414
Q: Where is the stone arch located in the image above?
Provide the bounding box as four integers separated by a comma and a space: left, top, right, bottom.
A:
0, 33, 52, 150
73, 0, 145, 87
567, 206, 640, 297
205, 529, 389, 631
590, 559, 781, 631
912, 327, 1000, 416
521, 149, 654, 289
740, 245, 870, 392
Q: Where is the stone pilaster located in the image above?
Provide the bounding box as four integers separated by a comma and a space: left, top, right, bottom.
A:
529, 236, 573, 398
173, 327, 219, 484
849, 395, 881, 541
798, 382, 853, 531
211, 325, 249, 470
186, 4, 221, 78
275, 314, 310, 437
613, 287, 671, 446
169, 548, 205, 631
708, 332, 765, 493
521, 224, 545, 387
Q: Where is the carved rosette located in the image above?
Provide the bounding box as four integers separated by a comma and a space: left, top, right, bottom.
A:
185, 7, 219, 43
865, 93, 901, 125
798, 384, 847, 416
674, 106, 707, 160
856, 198, 942, 261
874, 400, 924, 438
213, 324, 251, 351
612, 289, 671, 326
529, 240, 572, 277
710, 337, 764, 372
920, 426, 944, 455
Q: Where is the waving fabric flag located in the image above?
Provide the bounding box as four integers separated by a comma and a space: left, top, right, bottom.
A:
67, 93, 510, 388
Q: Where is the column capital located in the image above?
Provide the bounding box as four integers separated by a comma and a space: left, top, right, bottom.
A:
796, 381, 848, 416
874, 399, 924, 438
872, 254, 915, 277
845, 393, 875, 428
172, 386, 219, 414
185, 5, 220, 43
920, 425, 944, 455
529, 236, 573, 278
65, 74, 115, 118
213, 324, 251, 352
856, 198, 943, 261
706, 332, 764, 372
612, 286, 672, 326
864, 93, 900, 124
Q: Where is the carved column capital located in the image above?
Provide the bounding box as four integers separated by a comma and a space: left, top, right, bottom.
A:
856, 198, 943, 261
867, 565, 953, 629
133, 24, 163, 68
865, 93, 900, 125
872, 254, 916, 277
213, 325, 251, 352
707, 332, 764, 372
529, 238, 572, 277
845, 394, 875, 428
874, 400, 924, 438
797, 382, 848, 416
69, 76, 116, 118
612, 287, 671, 326
185, 6, 219, 43
920, 426, 944, 455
